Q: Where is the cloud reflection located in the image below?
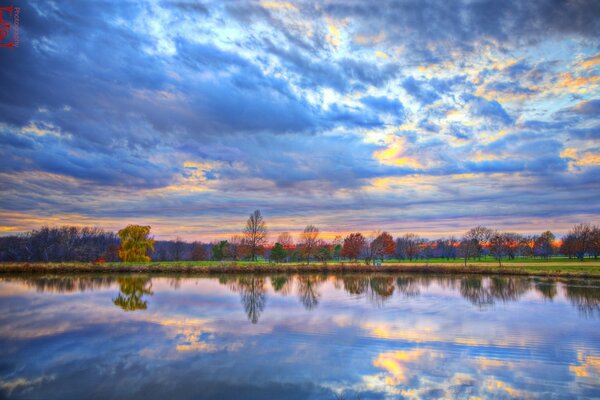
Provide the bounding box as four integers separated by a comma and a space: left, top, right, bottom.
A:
0, 274, 599, 399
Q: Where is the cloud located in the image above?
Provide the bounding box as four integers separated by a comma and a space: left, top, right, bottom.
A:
464, 94, 513, 125
402, 77, 441, 106
567, 99, 600, 117
360, 96, 404, 119
0, 0, 599, 238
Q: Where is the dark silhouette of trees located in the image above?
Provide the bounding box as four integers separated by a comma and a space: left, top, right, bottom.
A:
172, 236, 184, 261
395, 233, 423, 260
534, 231, 555, 259
433, 237, 458, 260
459, 226, 493, 266
561, 223, 594, 260
243, 210, 267, 261
152, 240, 207, 261
489, 231, 511, 266
0, 226, 119, 262
591, 226, 600, 259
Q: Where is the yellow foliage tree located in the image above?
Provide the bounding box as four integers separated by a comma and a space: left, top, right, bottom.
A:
118, 225, 155, 262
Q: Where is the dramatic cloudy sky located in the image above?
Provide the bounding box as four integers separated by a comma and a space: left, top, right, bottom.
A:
1, 0, 599, 240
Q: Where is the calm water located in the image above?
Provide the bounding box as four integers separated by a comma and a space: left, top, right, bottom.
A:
0, 274, 599, 400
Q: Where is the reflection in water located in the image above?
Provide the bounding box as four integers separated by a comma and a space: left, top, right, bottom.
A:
458, 276, 532, 308
341, 275, 369, 295
270, 274, 292, 295
395, 276, 422, 298
296, 275, 326, 310
3, 274, 600, 319
565, 280, 600, 318
5, 276, 116, 293
0, 273, 599, 399
223, 276, 267, 323
460, 276, 493, 307
3, 274, 600, 320
368, 277, 395, 306
113, 277, 153, 312
489, 276, 531, 302
534, 278, 558, 300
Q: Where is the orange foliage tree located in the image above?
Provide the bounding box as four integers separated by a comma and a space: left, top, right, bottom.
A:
371, 232, 396, 262
341, 233, 366, 262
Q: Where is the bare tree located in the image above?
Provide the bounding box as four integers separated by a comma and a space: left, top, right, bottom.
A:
243, 210, 267, 261
489, 231, 510, 266
534, 231, 555, 260
461, 226, 493, 265
227, 234, 244, 260
591, 225, 600, 259
571, 223, 592, 260
299, 225, 319, 264
277, 232, 294, 262
395, 233, 423, 260
173, 236, 184, 261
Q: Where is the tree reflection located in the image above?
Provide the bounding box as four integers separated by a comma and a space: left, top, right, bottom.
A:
6, 276, 116, 293
297, 275, 326, 310
113, 276, 153, 312
460, 276, 532, 307
226, 276, 267, 324
564, 280, 600, 318
488, 276, 531, 302
460, 276, 493, 307
533, 279, 557, 300
270, 275, 293, 295
341, 275, 369, 295
369, 276, 395, 306
396, 276, 422, 298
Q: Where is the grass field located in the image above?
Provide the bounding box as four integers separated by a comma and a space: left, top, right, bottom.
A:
1, 257, 600, 278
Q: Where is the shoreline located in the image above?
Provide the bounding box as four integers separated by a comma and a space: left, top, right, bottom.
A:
1, 262, 599, 279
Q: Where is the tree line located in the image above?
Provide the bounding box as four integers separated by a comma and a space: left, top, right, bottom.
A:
0, 210, 599, 264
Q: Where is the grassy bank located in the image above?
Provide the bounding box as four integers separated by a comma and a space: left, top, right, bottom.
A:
1, 259, 600, 278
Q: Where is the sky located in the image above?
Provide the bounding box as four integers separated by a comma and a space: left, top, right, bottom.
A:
0, 0, 599, 241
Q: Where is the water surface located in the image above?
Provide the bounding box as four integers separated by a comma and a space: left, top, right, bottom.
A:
0, 274, 599, 399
